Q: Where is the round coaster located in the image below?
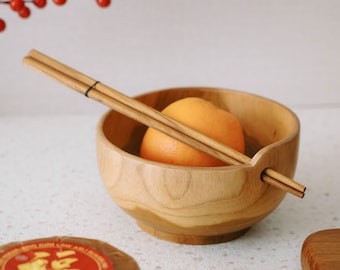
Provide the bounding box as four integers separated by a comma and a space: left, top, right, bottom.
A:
0, 236, 139, 270
301, 229, 340, 270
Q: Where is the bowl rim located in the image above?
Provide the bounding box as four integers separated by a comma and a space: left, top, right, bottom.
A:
97, 87, 300, 171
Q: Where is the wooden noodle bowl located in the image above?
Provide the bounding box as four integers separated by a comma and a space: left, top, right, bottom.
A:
96, 87, 300, 244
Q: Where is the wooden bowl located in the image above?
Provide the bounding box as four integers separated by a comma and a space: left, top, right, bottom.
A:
96, 87, 300, 245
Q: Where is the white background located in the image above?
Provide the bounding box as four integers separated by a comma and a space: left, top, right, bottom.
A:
1, 1, 340, 270
1, 0, 340, 114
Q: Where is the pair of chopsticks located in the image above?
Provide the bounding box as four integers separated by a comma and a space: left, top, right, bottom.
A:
23, 49, 306, 198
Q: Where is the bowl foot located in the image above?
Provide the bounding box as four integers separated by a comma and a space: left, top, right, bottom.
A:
137, 222, 250, 245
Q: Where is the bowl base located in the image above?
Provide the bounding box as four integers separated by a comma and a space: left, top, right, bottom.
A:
137, 222, 250, 245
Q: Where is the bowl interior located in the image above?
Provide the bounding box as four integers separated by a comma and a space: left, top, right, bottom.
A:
101, 87, 299, 162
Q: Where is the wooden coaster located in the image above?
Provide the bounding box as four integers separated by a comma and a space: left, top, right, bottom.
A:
0, 236, 139, 270
301, 229, 340, 270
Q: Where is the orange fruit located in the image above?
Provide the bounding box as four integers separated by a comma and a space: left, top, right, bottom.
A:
140, 97, 245, 167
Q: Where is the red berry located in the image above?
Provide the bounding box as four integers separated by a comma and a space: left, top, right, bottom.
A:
9, 0, 25, 11
0, 19, 6, 32
33, 0, 47, 8
97, 0, 111, 8
53, 0, 67, 5
18, 6, 31, 18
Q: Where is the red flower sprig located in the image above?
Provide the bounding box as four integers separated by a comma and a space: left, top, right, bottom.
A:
0, 0, 111, 32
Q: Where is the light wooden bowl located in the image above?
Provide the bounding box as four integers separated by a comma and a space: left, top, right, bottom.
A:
96, 87, 300, 245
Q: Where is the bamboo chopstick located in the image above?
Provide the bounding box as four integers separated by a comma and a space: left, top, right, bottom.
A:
23, 49, 306, 198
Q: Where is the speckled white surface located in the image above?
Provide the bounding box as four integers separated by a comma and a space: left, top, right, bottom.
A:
1, 106, 339, 270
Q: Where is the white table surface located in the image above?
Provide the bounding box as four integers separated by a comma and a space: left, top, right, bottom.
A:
1, 107, 339, 270
1, 1, 340, 269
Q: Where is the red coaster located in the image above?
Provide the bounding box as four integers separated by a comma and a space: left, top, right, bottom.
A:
0, 236, 139, 270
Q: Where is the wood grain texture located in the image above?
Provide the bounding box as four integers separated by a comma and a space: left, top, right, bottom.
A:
96, 87, 300, 244
301, 229, 340, 270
